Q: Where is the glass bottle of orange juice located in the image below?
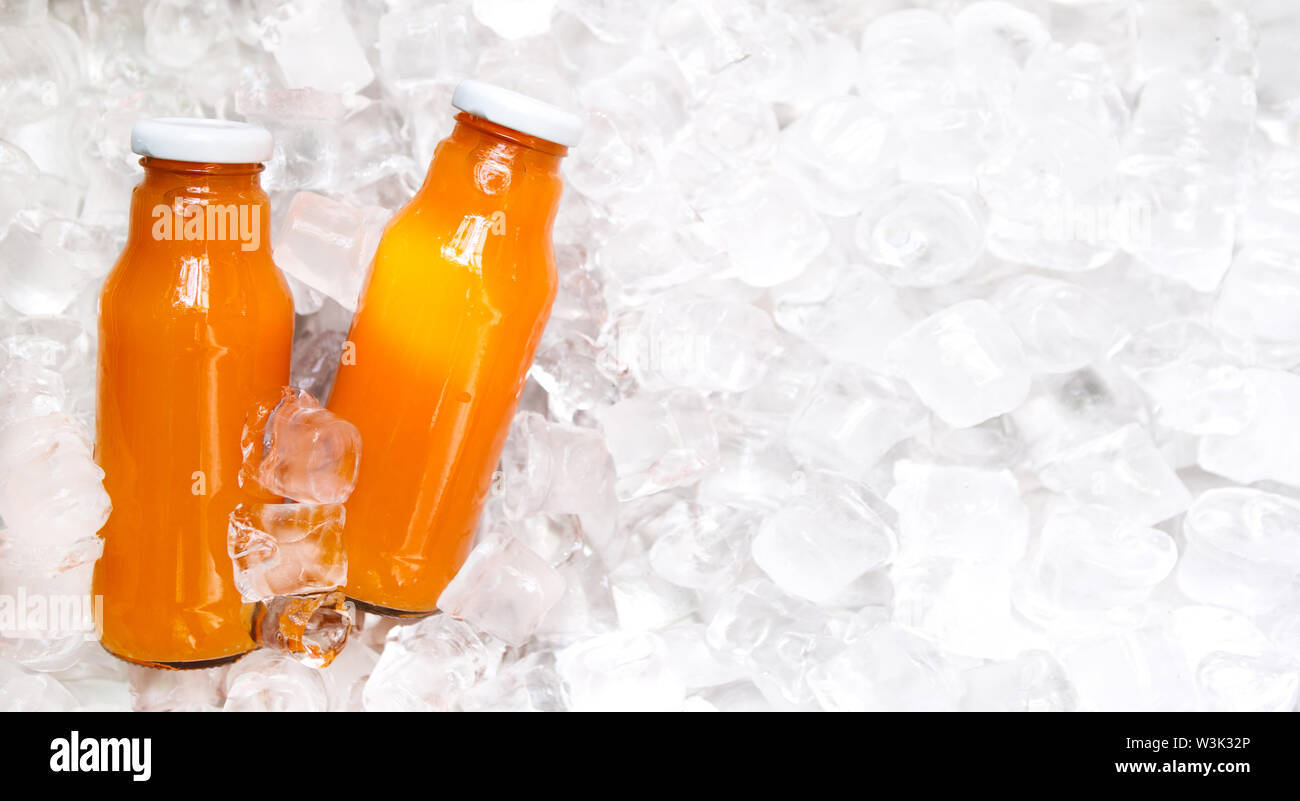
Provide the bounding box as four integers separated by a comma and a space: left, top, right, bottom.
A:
93, 119, 294, 667
327, 81, 581, 615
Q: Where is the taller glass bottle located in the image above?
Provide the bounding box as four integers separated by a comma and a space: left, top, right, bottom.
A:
327, 81, 581, 615
93, 119, 294, 667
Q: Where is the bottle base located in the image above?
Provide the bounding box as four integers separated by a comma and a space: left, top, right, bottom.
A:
99, 642, 255, 671
347, 596, 437, 619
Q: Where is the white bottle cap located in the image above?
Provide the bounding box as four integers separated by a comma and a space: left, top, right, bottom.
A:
130, 117, 274, 164
452, 80, 582, 148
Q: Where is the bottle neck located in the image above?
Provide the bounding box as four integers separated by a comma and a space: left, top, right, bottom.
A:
417, 113, 567, 231
129, 158, 271, 254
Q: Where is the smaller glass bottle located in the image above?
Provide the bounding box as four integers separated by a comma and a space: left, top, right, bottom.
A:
93, 119, 295, 667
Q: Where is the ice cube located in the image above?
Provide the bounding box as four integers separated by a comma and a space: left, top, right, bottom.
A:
979, 123, 1123, 273
528, 329, 620, 423
707, 579, 817, 664
896, 101, 991, 186
472, 0, 555, 39
564, 0, 646, 44
728, 340, 823, 441
698, 174, 829, 287
377, 2, 479, 92
0, 16, 80, 126
235, 89, 360, 192
595, 390, 719, 500
317, 633, 377, 711
1134, 0, 1254, 84
1171, 605, 1276, 665
0, 141, 41, 236
691, 91, 780, 168
1241, 140, 1300, 246
886, 460, 1030, 565
142, 0, 227, 69
1165, 606, 1298, 711
0, 354, 64, 428
223, 650, 328, 712
887, 300, 1031, 428
533, 548, 619, 641
260, 0, 373, 93
0, 658, 76, 711
661, 622, 748, 691
857, 10, 955, 117
556, 630, 685, 712
777, 96, 893, 216
437, 535, 567, 647
1251, 0, 1300, 113
1196, 651, 1300, 713
1124, 72, 1256, 176
128, 664, 226, 712
894, 558, 1037, 659
1058, 625, 1199, 711
1012, 43, 1128, 138
227, 502, 347, 602
239, 387, 361, 504
788, 362, 927, 477
563, 107, 656, 204
705, 580, 883, 708
1177, 488, 1300, 615
807, 625, 962, 712
1017, 503, 1178, 621
926, 415, 1024, 470
773, 262, 913, 374
647, 499, 753, 590
498, 411, 616, 541
1036, 424, 1191, 526
0, 226, 96, 316
282, 272, 324, 316
952, 1, 1050, 110
506, 515, 584, 568
0, 0, 46, 26
363, 615, 504, 712
273, 192, 388, 312
1012, 368, 1147, 467
39, 637, 125, 682
1197, 369, 1300, 488
697, 427, 798, 513
1113, 319, 1255, 436
456, 651, 566, 712
655, 0, 757, 91
960, 650, 1077, 712
994, 275, 1119, 374
1, 316, 93, 378
617, 293, 778, 393
0, 612, 90, 674
854, 183, 985, 287
608, 548, 697, 631
0, 414, 109, 568
250, 590, 353, 669
594, 218, 709, 306
1120, 164, 1237, 292
751, 617, 866, 710
752, 470, 896, 604
1212, 246, 1300, 366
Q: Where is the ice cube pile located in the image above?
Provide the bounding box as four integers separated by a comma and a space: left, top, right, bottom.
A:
231, 386, 358, 666
2, 0, 1300, 711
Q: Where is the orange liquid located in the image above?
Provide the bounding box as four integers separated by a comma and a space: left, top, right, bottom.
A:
328, 113, 566, 614
92, 158, 294, 667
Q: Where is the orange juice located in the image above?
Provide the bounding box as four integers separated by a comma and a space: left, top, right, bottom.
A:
328, 82, 581, 615
93, 119, 293, 667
